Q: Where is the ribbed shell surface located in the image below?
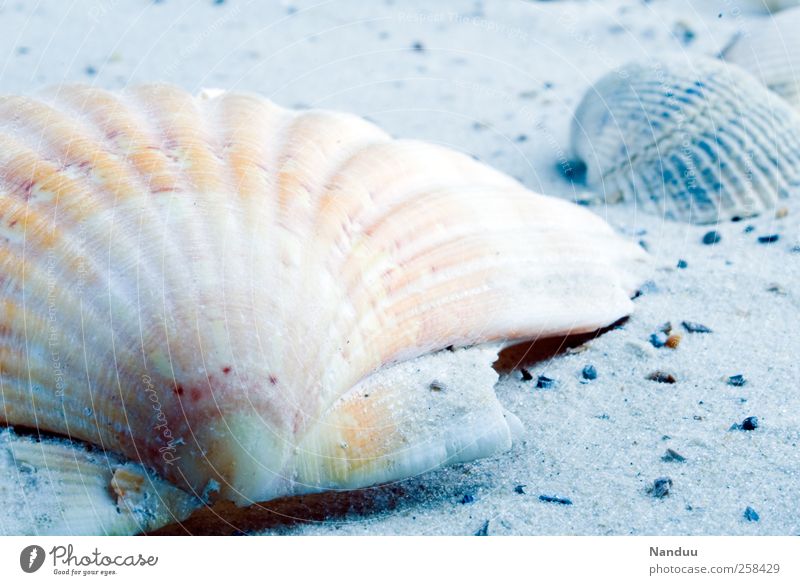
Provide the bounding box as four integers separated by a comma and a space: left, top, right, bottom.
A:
724, 7, 800, 109
571, 57, 800, 223
0, 85, 649, 510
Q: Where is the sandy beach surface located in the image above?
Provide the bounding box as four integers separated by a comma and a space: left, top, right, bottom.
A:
0, 0, 797, 535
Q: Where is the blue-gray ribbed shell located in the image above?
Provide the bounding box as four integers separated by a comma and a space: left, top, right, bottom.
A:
571, 57, 800, 223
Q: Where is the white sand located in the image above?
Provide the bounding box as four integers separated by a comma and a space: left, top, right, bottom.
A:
0, 0, 797, 535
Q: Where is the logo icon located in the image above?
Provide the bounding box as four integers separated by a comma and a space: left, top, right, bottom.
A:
20, 545, 46, 573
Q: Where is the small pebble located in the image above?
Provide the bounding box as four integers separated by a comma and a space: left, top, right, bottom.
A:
646, 371, 677, 384
775, 207, 789, 219
561, 159, 587, 182
672, 20, 696, 45
744, 225, 755, 233
742, 416, 758, 431
766, 283, 787, 295
520, 368, 533, 382
85, 65, 98, 76
662, 448, 686, 462
514, 485, 526, 494
676, 259, 688, 269
702, 231, 721, 245
474, 520, 490, 536
649, 332, 667, 348
682, 321, 712, 333
758, 234, 780, 244
428, 380, 446, 392
659, 321, 673, 334
665, 334, 682, 349
461, 493, 475, 504
536, 375, 556, 389
539, 494, 573, 505
649, 477, 673, 498
727, 374, 747, 387
581, 364, 597, 381
411, 41, 425, 52
743, 506, 760, 522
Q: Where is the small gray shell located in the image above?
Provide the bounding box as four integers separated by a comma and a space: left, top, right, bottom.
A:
723, 7, 800, 109
571, 57, 800, 223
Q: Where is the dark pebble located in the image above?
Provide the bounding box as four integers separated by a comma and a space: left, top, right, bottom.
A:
649, 332, 667, 348
682, 321, 712, 333
515, 134, 528, 143
514, 485, 526, 494
539, 494, 573, 505
702, 231, 721, 245
581, 364, 597, 381
474, 520, 489, 536
561, 159, 587, 182
536, 375, 556, 389
673, 21, 696, 45
520, 368, 533, 381
742, 416, 759, 431
727, 374, 747, 387
662, 448, 686, 462
411, 41, 425, 52
650, 477, 673, 498
85, 65, 97, 76
758, 234, 780, 244
744, 225, 755, 233
659, 321, 673, 334
677, 259, 688, 269
428, 380, 446, 392
461, 493, 475, 504
646, 371, 677, 384
743, 506, 760, 522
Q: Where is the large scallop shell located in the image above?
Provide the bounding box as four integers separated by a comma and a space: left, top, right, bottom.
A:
723, 6, 800, 109
571, 57, 800, 223
0, 85, 648, 534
